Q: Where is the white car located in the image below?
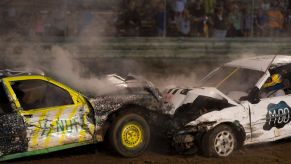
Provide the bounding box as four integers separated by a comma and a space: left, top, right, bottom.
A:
168, 55, 291, 157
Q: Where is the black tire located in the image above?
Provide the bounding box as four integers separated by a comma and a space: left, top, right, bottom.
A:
201, 125, 237, 157
108, 112, 150, 157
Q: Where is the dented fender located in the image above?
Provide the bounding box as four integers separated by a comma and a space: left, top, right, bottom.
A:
172, 105, 249, 154
186, 105, 249, 130
89, 94, 164, 141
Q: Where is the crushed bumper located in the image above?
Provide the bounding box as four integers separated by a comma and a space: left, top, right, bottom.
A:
172, 125, 200, 154
172, 122, 216, 154
172, 132, 197, 154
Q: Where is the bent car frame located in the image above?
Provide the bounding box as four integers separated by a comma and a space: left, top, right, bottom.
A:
169, 55, 291, 157
0, 70, 163, 161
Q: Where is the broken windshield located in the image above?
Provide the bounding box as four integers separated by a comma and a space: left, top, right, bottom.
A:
200, 66, 264, 99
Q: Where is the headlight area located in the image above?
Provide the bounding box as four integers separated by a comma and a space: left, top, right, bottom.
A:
172, 122, 217, 154
172, 126, 198, 154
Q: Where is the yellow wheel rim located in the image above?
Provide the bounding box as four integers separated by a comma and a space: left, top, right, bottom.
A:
121, 122, 143, 148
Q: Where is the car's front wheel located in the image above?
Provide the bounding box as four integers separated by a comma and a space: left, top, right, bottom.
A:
109, 112, 150, 157
202, 124, 237, 157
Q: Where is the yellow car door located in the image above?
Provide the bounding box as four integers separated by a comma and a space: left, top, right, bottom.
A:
2, 75, 95, 151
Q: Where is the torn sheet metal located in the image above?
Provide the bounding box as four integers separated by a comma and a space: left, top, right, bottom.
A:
90, 94, 163, 126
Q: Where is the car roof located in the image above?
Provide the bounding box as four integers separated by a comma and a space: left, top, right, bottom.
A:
224, 55, 291, 72
0, 69, 45, 79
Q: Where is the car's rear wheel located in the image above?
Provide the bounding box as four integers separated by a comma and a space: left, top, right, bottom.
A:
202, 124, 237, 157
109, 113, 150, 157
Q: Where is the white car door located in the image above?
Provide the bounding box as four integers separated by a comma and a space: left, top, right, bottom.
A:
249, 95, 291, 143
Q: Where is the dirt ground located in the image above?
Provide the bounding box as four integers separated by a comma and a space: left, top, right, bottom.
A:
5, 135, 291, 164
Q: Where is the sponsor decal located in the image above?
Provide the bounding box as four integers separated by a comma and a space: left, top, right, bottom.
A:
263, 101, 291, 130
39, 118, 80, 137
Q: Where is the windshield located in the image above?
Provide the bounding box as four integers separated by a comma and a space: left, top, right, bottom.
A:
200, 66, 264, 99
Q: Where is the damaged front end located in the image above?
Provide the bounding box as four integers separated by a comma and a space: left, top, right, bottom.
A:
88, 74, 165, 141
172, 122, 216, 154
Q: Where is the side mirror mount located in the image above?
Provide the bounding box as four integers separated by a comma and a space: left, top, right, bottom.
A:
240, 87, 261, 104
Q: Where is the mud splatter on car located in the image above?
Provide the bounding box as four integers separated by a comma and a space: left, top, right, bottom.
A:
0, 70, 164, 161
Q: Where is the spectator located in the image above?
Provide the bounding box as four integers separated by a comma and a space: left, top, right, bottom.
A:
241, 5, 252, 37
189, 0, 208, 37
34, 12, 47, 37
155, 1, 166, 36
119, 0, 141, 36
78, 6, 94, 35
53, 10, 66, 38
176, 9, 191, 36
260, 0, 271, 11
271, 0, 280, 8
267, 5, 284, 37
255, 9, 268, 36
287, 9, 291, 25
17, 12, 32, 37
210, 7, 228, 38
216, 0, 224, 8
203, 0, 216, 15
175, 0, 187, 14
66, 11, 78, 37
228, 5, 242, 37
223, 0, 235, 15
277, 0, 286, 10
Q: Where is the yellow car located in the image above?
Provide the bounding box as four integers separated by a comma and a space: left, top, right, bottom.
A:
0, 69, 161, 161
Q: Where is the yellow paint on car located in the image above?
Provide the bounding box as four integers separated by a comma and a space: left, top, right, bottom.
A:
78, 106, 93, 143
30, 111, 48, 148
43, 107, 65, 148
59, 105, 79, 144
1, 75, 95, 151
2, 75, 84, 107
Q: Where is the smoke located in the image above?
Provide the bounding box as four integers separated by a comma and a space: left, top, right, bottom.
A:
0, 2, 126, 97
1, 36, 267, 98
143, 52, 265, 92
0, 2, 272, 97
2, 45, 121, 97
48, 46, 120, 96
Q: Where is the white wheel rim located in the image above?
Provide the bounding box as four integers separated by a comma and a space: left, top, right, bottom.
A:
214, 130, 234, 157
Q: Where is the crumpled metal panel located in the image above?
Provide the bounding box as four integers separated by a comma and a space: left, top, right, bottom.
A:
90, 94, 165, 127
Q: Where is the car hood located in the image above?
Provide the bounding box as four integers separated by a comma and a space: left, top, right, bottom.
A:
106, 74, 161, 99
162, 87, 238, 115
84, 74, 161, 104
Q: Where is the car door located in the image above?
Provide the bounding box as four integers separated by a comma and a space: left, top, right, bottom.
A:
248, 95, 291, 143
2, 76, 95, 151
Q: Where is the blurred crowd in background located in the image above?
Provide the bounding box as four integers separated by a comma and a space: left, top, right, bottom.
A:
1, 0, 291, 39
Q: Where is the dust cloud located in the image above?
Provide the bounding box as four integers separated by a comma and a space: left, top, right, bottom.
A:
0, 5, 266, 97
1, 42, 264, 97
2, 45, 121, 97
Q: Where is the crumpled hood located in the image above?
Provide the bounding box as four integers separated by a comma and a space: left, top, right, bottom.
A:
85, 74, 163, 118
185, 104, 248, 128
162, 87, 238, 115
100, 74, 161, 100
